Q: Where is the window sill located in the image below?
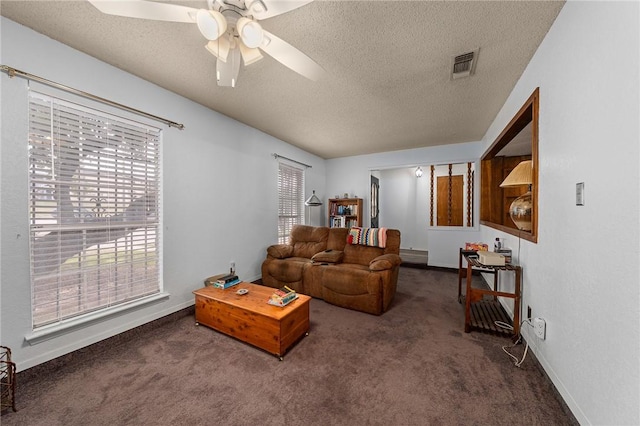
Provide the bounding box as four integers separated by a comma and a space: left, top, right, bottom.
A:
25, 292, 170, 345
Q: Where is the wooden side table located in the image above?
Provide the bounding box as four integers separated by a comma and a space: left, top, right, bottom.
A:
458, 249, 522, 336
458, 249, 498, 303
1, 346, 16, 412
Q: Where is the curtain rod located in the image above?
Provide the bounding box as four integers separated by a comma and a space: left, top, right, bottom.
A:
1, 65, 185, 130
272, 153, 312, 168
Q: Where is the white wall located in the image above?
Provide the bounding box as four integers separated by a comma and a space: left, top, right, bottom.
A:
0, 17, 325, 370
326, 142, 484, 268
479, 2, 640, 424
378, 167, 428, 249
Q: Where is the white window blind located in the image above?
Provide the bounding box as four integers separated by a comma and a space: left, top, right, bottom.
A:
28, 91, 161, 329
277, 162, 304, 244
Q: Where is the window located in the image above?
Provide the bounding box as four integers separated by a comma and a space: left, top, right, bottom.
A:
277, 162, 304, 244
28, 92, 161, 329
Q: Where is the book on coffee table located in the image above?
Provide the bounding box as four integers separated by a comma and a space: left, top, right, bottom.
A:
216, 274, 238, 284
268, 286, 297, 306
267, 294, 299, 307
214, 278, 240, 289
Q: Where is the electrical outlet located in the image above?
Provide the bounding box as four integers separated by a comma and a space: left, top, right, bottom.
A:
534, 317, 546, 340
527, 305, 532, 320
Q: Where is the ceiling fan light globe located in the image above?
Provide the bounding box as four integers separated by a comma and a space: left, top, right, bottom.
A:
196, 9, 227, 41
236, 17, 263, 49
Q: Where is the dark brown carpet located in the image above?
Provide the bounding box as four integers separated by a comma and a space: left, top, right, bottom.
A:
2, 267, 575, 425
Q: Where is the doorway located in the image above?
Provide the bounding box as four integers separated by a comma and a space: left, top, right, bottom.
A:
370, 175, 379, 228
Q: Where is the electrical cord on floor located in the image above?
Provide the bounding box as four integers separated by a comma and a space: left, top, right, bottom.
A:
495, 319, 534, 368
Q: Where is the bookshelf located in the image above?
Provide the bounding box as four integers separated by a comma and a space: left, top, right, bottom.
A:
328, 198, 363, 228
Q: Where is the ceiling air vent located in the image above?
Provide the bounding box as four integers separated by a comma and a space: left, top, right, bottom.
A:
451, 48, 479, 80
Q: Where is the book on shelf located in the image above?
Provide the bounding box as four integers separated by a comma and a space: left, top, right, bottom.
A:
331, 216, 345, 228
268, 285, 297, 307
330, 203, 357, 216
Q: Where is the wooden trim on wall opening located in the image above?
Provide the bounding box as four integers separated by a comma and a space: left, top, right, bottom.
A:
480, 87, 539, 243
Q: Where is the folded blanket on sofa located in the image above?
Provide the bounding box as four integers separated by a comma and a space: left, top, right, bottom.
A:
347, 227, 387, 248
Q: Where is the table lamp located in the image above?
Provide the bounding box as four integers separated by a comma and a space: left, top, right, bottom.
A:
499, 160, 533, 231
305, 190, 322, 226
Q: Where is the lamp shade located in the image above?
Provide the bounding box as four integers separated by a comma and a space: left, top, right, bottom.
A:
305, 190, 323, 206
500, 160, 532, 187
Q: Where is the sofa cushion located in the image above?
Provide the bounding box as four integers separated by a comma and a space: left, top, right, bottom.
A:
267, 244, 294, 259
265, 257, 312, 283
332, 263, 370, 272
342, 244, 385, 266
369, 254, 402, 271
290, 225, 329, 258
327, 227, 349, 250
311, 250, 343, 263
321, 266, 383, 314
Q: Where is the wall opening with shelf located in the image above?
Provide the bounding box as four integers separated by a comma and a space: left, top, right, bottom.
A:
480, 87, 539, 243
428, 162, 476, 228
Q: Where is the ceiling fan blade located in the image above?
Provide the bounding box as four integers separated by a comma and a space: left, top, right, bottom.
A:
260, 30, 324, 81
217, 48, 241, 87
88, 0, 197, 23
247, 0, 314, 21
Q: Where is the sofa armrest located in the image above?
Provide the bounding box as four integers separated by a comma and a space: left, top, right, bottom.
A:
267, 244, 294, 259
369, 254, 402, 271
311, 250, 344, 264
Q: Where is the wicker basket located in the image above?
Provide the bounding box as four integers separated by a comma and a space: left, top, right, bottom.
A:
0, 346, 16, 412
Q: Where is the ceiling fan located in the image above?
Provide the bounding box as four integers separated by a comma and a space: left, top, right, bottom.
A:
88, 0, 324, 87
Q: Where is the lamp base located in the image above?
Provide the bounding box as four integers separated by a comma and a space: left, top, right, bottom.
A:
509, 191, 532, 231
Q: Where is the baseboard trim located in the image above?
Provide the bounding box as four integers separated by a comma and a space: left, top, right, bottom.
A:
400, 262, 429, 269
402, 264, 481, 276
16, 306, 195, 387
521, 337, 581, 425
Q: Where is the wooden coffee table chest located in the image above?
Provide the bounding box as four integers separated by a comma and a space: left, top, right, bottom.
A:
193, 282, 310, 359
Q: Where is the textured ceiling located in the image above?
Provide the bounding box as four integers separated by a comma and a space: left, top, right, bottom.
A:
0, 0, 564, 159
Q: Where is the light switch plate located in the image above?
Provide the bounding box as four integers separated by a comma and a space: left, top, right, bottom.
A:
576, 182, 584, 206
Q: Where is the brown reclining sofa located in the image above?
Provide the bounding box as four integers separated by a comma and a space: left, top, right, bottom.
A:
261, 225, 402, 315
